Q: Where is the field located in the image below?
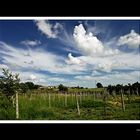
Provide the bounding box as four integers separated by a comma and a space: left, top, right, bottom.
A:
0, 88, 140, 120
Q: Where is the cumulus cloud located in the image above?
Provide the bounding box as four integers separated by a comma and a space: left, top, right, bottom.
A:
35, 20, 63, 38
73, 24, 104, 56
118, 30, 140, 48
65, 24, 139, 74
21, 40, 41, 46
65, 53, 84, 65
73, 24, 119, 57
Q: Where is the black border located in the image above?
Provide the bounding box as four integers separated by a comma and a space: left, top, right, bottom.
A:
0, 7, 139, 137
0, 123, 139, 137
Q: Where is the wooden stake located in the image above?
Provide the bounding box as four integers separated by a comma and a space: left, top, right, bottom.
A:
76, 93, 80, 116
65, 92, 67, 107
16, 92, 19, 119
49, 93, 51, 108
80, 92, 82, 105
103, 89, 107, 117
94, 92, 96, 101
120, 89, 125, 112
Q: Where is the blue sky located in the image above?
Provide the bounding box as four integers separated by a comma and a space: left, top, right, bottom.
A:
0, 19, 140, 87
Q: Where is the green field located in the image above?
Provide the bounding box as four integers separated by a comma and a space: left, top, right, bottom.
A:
0, 88, 140, 120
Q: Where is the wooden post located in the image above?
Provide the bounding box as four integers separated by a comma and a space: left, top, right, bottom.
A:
136, 88, 139, 96
120, 89, 125, 112
80, 92, 82, 105
103, 89, 107, 117
49, 93, 51, 108
65, 92, 67, 107
76, 93, 80, 116
16, 91, 19, 119
71, 93, 73, 104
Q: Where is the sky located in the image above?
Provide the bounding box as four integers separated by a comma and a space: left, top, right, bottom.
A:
0, 19, 140, 87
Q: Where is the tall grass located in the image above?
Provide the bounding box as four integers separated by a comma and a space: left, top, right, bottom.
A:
0, 90, 140, 120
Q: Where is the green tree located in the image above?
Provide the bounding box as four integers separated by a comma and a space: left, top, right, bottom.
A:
0, 68, 20, 97
58, 84, 68, 92
20, 83, 29, 93
0, 68, 20, 119
96, 82, 103, 88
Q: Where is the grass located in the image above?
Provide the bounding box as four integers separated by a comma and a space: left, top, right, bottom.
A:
0, 90, 139, 120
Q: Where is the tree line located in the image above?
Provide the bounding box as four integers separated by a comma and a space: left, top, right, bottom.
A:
0, 68, 140, 97
107, 82, 140, 96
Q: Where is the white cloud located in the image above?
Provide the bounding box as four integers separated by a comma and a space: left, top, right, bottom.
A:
0, 41, 87, 75
21, 40, 41, 46
75, 70, 140, 87
73, 24, 119, 57
118, 30, 140, 48
29, 74, 36, 80
73, 24, 104, 56
65, 24, 139, 73
35, 20, 63, 38
65, 53, 84, 65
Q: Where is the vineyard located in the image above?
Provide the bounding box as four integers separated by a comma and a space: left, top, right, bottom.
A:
0, 87, 140, 120
0, 69, 140, 120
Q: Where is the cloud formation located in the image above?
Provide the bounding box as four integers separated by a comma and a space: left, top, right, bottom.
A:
35, 20, 63, 38
73, 24, 104, 56
0, 41, 87, 76
118, 30, 140, 48
0, 20, 139, 87
65, 53, 83, 65
73, 24, 119, 57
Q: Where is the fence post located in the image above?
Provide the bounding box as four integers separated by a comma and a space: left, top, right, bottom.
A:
80, 92, 82, 105
120, 89, 125, 112
103, 89, 108, 117
65, 92, 67, 107
76, 93, 80, 116
49, 93, 51, 108
16, 91, 19, 119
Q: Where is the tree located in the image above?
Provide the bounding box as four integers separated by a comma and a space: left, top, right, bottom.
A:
132, 82, 139, 95
0, 68, 20, 97
58, 84, 68, 92
20, 83, 29, 93
107, 85, 114, 95
0, 68, 20, 119
115, 84, 123, 94
96, 82, 103, 88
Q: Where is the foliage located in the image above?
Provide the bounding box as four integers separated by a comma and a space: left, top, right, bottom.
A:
0, 69, 20, 97
107, 82, 140, 95
58, 84, 68, 92
19, 82, 41, 93
96, 82, 103, 88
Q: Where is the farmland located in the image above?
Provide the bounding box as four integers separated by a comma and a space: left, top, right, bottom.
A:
0, 87, 140, 120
